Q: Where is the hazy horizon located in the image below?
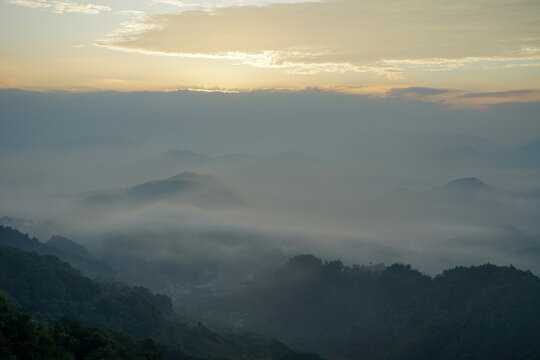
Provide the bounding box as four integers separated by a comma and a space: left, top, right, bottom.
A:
1, 89, 539, 285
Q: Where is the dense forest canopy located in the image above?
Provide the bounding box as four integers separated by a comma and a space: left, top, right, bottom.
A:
0, 226, 325, 360
185, 255, 540, 360
2, 225, 540, 358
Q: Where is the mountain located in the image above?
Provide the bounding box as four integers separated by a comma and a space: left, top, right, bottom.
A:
436, 177, 496, 194
382, 177, 501, 212
127, 150, 258, 180
47, 235, 93, 259
186, 255, 540, 360
0, 215, 59, 241
0, 245, 325, 360
0, 291, 165, 360
422, 139, 540, 169
0, 225, 56, 256
383, 177, 499, 203
84, 172, 242, 209
392, 176, 539, 225
125, 149, 211, 181
428, 177, 509, 210
0, 225, 113, 280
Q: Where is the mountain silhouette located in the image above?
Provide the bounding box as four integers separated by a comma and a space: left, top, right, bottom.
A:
84, 172, 242, 208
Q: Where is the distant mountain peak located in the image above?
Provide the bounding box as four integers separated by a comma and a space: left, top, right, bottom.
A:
47, 235, 90, 259
449, 177, 485, 185
444, 177, 493, 192
167, 171, 200, 181
165, 172, 225, 187
85, 171, 241, 208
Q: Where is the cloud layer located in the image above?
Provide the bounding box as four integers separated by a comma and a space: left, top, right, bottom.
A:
99, 0, 540, 77
10, 0, 110, 14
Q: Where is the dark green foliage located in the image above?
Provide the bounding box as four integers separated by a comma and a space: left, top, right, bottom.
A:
0, 241, 325, 360
0, 245, 102, 322
0, 225, 56, 255
269, 338, 325, 360
0, 225, 113, 279
47, 235, 91, 259
0, 291, 164, 360
0, 245, 185, 341
193, 256, 540, 360
396, 264, 540, 360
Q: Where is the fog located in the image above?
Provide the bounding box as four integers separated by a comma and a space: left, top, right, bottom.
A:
1, 89, 540, 294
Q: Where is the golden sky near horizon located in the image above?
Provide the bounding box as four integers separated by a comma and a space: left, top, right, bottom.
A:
1, 0, 539, 104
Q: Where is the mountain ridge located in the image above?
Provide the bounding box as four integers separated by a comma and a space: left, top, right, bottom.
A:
84, 171, 242, 209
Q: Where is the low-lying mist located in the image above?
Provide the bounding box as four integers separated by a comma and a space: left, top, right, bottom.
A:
1, 89, 539, 295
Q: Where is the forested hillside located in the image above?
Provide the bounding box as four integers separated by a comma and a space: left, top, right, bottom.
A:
3, 224, 540, 359
190, 255, 540, 360
0, 225, 112, 279
0, 291, 165, 360
0, 233, 324, 360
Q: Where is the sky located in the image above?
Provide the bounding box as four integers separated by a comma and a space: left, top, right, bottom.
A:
1, 0, 539, 105
1, 0, 540, 285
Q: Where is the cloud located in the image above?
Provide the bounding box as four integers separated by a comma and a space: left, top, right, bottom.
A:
97, 0, 540, 77
504, 63, 540, 69
460, 90, 538, 99
9, 0, 51, 9
384, 88, 540, 107
111, 10, 159, 37
10, 0, 111, 14
50, 1, 110, 14
388, 87, 450, 98
151, 0, 193, 7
